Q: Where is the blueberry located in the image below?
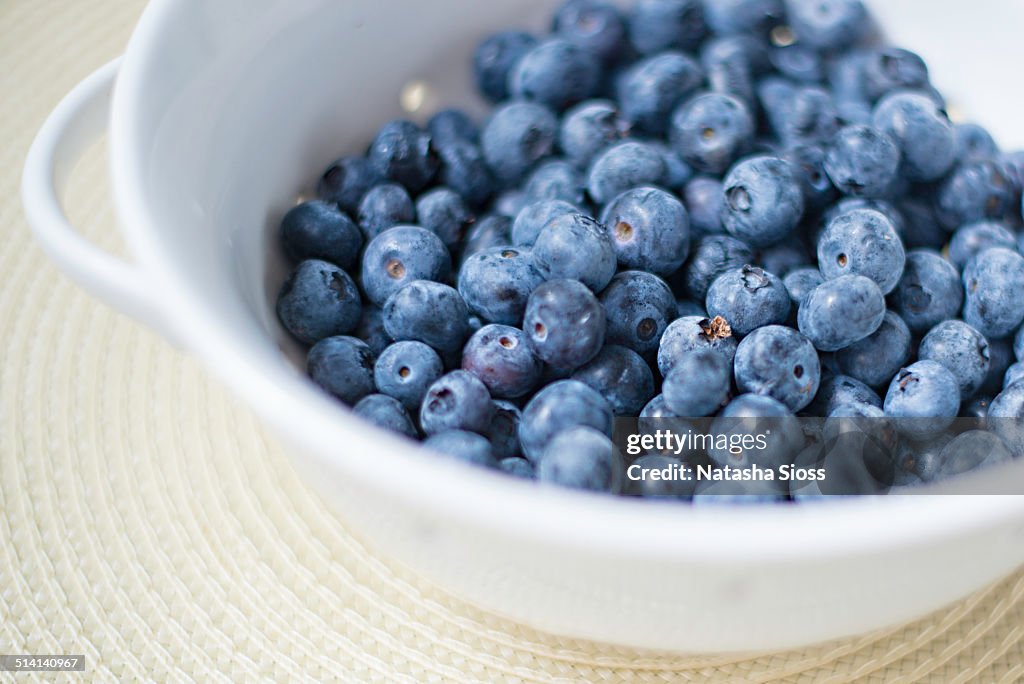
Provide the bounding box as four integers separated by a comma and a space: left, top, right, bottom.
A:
559, 100, 630, 169
721, 156, 805, 247
488, 400, 523, 459
872, 91, 956, 183
785, 0, 868, 51
367, 120, 438, 194
509, 38, 602, 111
461, 214, 512, 262
982, 338, 1014, 396
496, 191, 531, 219
890, 250, 963, 333
511, 199, 582, 247
947, 221, 1016, 270
918, 320, 990, 399
600, 187, 690, 275
353, 394, 417, 437
761, 243, 813, 279
676, 300, 707, 318
862, 48, 930, 102
361, 225, 451, 307
415, 188, 474, 248
892, 433, 950, 486
473, 31, 538, 102
737, 325, 821, 412
935, 160, 1015, 230
427, 108, 480, 146
823, 401, 896, 450
834, 100, 873, 128
707, 394, 804, 470
536, 426, 620, 492
669, 93, 755, 175
681, 234, 755, 300
458, 246, 544, 325
306, 336, 376, 405
651, 143, 695, 191
988, 382, 1024, 453
627, 0, 707, 54
955, 123, 999, 163
600, 271, 677, 356
704, 0, 783, 35
962, 247, 1024, 339
617, 52, 703, 136
586, 141, 667, 205
798, 274, 886, 351
552, 0, 627, 63
769, 45, 824, 84
499, 456, 535, 478
817, 208, 905, 294
704, 35, 770, 102
705, 265, 790, 336
835, 310, 912, 388
383, 280, 469, 353
682, 176, 724, 236
639, 393, 676, 422
1016, 326, 1024, 361
700, 37, 760, 107
821, 197, 907, 240
357, 183, 415, 239
462, 324, 542, 399
883, 360, 960, 439
815, 425, 897, 495
419, 370, 494, 436
810, 374, 882, 414
824, 125, 900, 198
277, 259, 361, 345
523, 159, 586, 205
423, 430, 499, 468
354, 306, 392, 356
1005, 363, 1024, 389
936, 430, 1011, 479
374, 340, 444, 411
481, 101, 558, 187
895, 197, 946, 251
280, 200, 363, 270
520, 379, 614, 462
533, 213, 617, 291
625, 454, 696, 498
828, 51, 870, 107
783, 267, 823, 306
961, 395, 992, 421
785, 144, 838, 212
658, 314, 738, 375
435, 138, 496, 208
524, 279, 606, 369
316, 156, 381, 215
571, 345, 655, 415
663, 349, 732, 416
768, 86, 839, 149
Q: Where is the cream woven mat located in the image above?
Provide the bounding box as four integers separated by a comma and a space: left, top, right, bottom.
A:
2, 1, 1023, 681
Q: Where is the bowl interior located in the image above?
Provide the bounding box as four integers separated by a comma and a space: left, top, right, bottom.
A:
112, 0, 1024, 537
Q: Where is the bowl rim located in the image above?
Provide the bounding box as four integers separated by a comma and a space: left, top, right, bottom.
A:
109, 0, 1024, 563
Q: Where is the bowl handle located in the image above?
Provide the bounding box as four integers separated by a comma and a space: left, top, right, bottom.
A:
21, 58, 177, 344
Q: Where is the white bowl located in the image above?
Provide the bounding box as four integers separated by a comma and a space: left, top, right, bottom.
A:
23, 0, 1024, 653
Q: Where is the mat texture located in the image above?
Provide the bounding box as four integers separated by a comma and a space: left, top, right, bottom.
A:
2, 1, 1024, 681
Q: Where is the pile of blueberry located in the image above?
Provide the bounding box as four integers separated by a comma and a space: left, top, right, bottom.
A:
276, 0, 1024, 499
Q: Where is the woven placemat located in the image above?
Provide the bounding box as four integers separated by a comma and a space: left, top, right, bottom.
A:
2, 1, 1024, 681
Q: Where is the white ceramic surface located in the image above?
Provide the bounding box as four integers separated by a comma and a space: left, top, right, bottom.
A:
22, 0, 1024, 652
